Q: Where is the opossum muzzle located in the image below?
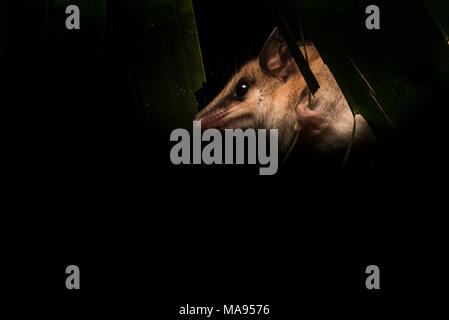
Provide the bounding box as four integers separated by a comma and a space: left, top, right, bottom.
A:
195, 108, 254, 130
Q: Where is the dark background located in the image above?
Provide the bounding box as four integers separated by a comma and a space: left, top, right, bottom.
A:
2, 0, 446, 317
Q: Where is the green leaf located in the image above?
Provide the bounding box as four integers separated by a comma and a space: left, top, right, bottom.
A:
113, 0, 205, 135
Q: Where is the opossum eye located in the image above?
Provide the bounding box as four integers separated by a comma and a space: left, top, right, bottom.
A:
235, 79, 251, 98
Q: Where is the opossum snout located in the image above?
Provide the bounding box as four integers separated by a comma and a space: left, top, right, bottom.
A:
195, 98, 257, 130
194, 107, 228, 130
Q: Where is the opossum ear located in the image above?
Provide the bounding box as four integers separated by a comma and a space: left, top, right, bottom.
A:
259, 27, 294, 81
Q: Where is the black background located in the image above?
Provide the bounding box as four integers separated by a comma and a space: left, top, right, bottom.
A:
2, 0, 447, 318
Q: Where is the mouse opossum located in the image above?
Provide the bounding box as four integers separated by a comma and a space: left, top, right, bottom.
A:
195, 28, 376, 155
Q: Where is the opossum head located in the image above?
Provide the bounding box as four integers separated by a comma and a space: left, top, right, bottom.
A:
195, 28, 319, 152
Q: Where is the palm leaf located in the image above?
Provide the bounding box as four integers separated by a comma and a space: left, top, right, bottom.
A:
113, 0, 205, 136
